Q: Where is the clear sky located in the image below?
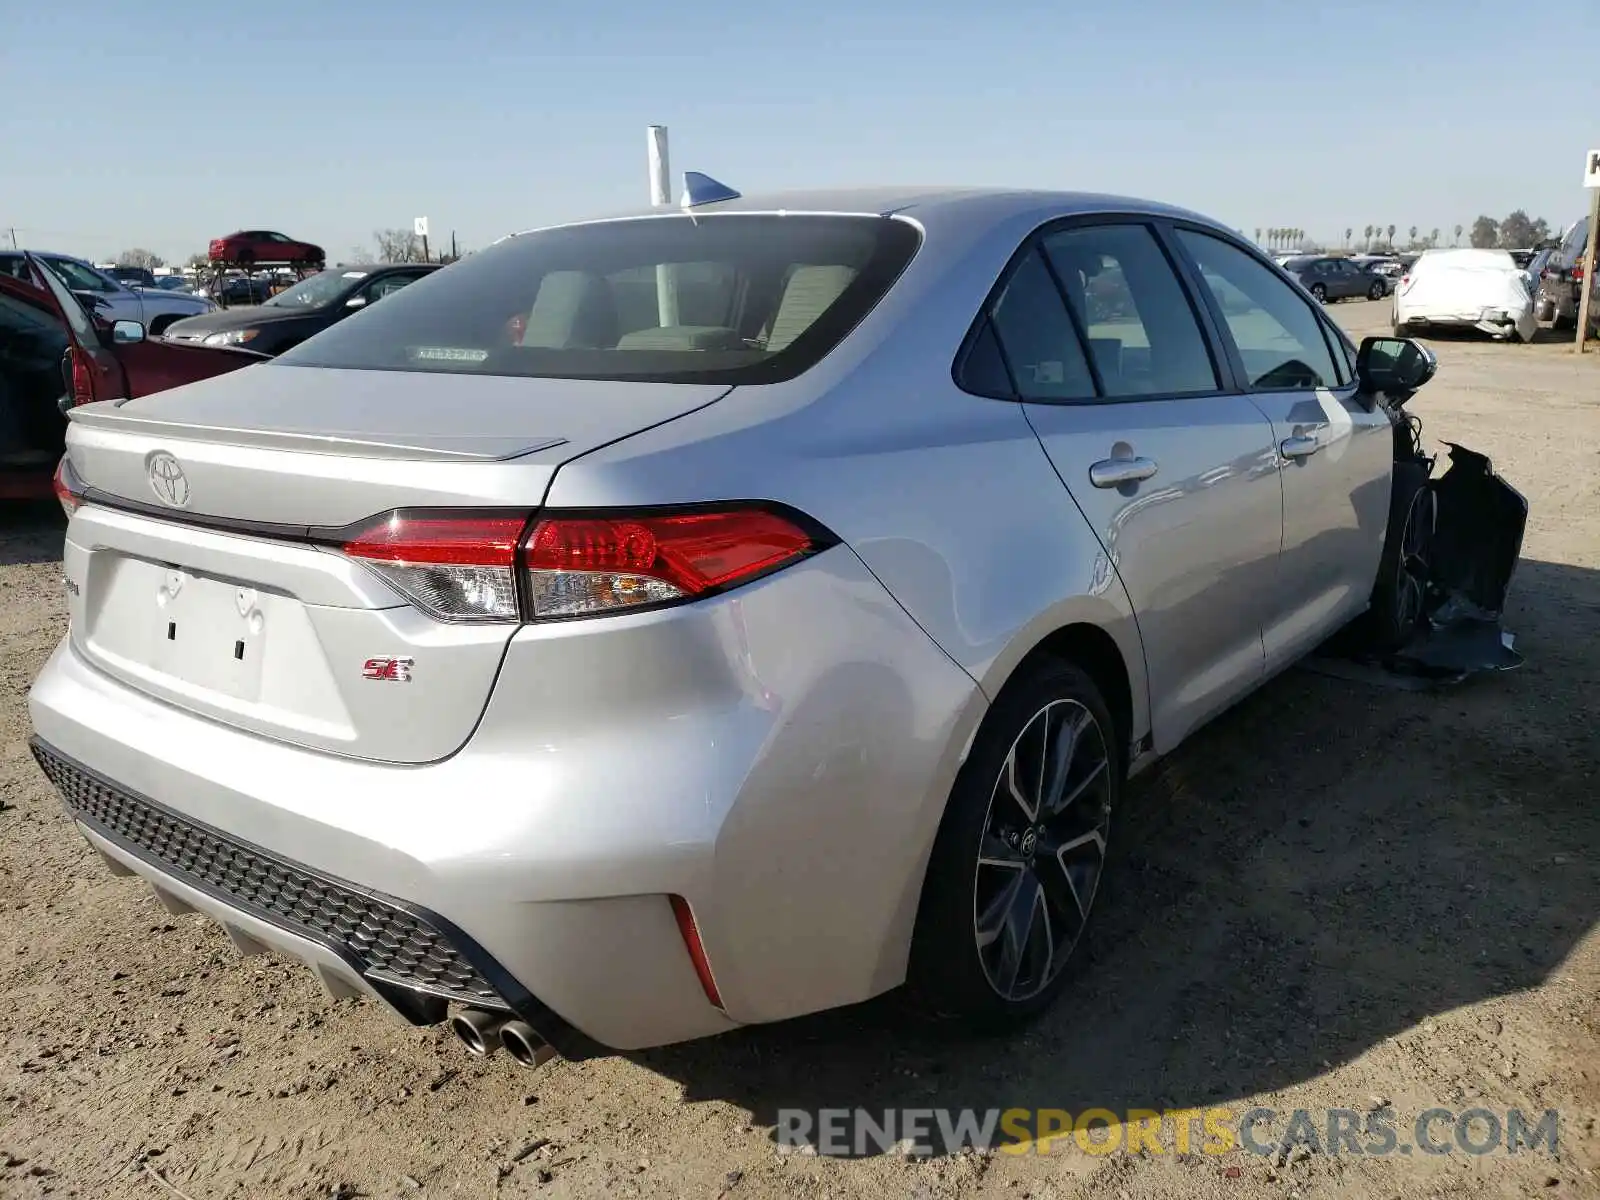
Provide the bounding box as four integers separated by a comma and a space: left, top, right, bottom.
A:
4, 0, 1597, 264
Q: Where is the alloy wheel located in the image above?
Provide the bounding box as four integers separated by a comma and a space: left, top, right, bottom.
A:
973, 699, 1112, 1003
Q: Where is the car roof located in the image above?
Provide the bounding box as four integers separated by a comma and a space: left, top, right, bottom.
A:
517, 186, 1228, 240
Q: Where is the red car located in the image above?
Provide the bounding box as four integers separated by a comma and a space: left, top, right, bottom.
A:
207, 230, 326, 267
0, 255, 265, 500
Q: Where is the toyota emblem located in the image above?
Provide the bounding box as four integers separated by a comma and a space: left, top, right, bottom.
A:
146, 451, 190, 508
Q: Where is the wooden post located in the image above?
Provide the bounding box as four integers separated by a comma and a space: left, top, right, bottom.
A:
420, 233, 430, 264
1575, 182, 1600, 353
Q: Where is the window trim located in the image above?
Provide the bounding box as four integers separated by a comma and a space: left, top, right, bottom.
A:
1164, 222, 1358, 395
952, 213, 1243, 406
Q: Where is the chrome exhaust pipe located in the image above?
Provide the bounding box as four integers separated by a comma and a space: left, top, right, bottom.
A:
449, 1008, 511, 1058
499, 1020, 558, 1070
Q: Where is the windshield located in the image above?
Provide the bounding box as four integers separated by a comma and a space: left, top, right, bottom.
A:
264, 269, 365, 308
277, 213, 921, 384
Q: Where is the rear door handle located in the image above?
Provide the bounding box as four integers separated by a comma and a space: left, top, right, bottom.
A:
1088, 456, 1159, 488
1280, 435, 1320, 460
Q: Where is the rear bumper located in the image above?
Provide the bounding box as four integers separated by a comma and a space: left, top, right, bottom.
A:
28, 546, 984, 1051
1396, 303, 1535, 340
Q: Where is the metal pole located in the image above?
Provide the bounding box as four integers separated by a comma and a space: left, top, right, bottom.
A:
1574, 184, 1600, 353
647, 125, 678, 328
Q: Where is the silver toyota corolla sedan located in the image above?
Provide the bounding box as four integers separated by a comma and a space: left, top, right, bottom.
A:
30, 182, 1474, 1065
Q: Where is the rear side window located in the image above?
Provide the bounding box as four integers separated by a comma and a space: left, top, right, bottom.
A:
277, 214, 920, 385
980, 249, 1095, 401
1042, 224, 1219, 397
1177, 230, 1342, 391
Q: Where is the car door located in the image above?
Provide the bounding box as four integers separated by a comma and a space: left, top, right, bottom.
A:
1172, 229, 1394, 672
25, 252, 130, 404
998, 219, 1284, 752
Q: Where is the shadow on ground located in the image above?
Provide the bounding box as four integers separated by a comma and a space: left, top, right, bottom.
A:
632, 556, 1600, 1156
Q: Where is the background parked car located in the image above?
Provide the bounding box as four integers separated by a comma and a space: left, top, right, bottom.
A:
1282, 255, 1391, 301
208, 230, 325, 267
0, 251, 217, 335
107, 265, 159, 289
164, 263, 441, 354
0, 258, 259, 498
1393, 247, 1537, 342
1535, 216, 1592, 331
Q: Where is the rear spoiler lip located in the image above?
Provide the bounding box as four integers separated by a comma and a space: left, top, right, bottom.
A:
67, 401, 566, 463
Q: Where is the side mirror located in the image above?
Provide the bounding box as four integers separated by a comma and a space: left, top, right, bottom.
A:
1357, 335, 1436, 397
110, 319, 146, 345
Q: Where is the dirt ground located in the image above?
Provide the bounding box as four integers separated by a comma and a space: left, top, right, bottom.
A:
1, 300, 1597, 1200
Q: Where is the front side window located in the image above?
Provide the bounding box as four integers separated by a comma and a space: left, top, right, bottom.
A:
1177, 230, 1341, 391
1043, 223, 1219, 397
278, 214, 920, 384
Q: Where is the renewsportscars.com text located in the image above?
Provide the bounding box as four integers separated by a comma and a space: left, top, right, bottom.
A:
776, 1106, 1561, 1158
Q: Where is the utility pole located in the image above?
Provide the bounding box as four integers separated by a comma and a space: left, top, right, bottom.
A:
1575, 148, 1600, 353
5, 228, 15, 249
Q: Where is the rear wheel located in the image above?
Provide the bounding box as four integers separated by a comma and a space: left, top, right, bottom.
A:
908, 661, 1117, 1028
147, 314, 178, 337
1368, 281, 1385, 300
1310, 282, 1327, 302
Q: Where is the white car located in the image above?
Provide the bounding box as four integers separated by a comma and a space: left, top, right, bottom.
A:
1392, 248, 1537, 343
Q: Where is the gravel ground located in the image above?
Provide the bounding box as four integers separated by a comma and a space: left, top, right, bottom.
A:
1, 300, 1597, 1200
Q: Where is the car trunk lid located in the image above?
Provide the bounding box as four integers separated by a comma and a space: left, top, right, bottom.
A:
60, 366, 729, 763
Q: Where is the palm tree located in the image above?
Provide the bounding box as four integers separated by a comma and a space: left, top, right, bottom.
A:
1453, 224, 1463, 246
1430, 227, 1440, 248
1363, 224, 1373, 249
1344, 227, 1353, 248
1408, 225, 1419, 247
1386, 224, 1396, 247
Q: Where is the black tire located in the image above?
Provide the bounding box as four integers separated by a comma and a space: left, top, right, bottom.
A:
147, 315, 177, 337
1368, 281, 1385, 301
1310, 283, 1327, 302
907, 659, 1119, 1030
1362, 459, 1435, 652
1553, 312, 1575, 333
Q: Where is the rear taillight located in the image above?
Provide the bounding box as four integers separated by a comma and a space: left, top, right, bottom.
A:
1574, 264, 1585, 282
53, 457, 82, 518
339, 504, 828, 623
341, 510, 527, 623
523, 507, 819, 618
68, 349, 94, 405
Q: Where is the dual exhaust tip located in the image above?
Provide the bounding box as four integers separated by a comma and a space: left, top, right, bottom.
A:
448, 1008, 557, 1070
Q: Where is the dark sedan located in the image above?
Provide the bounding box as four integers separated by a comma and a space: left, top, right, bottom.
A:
1281, 256, 1392, 303
163, 263, 439, 355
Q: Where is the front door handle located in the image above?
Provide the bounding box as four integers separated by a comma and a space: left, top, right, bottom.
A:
1280, 435, 1320, 460
1088, 456, 1159, 488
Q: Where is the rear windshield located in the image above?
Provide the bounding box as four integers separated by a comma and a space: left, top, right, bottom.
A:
277, 213, 921, 384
